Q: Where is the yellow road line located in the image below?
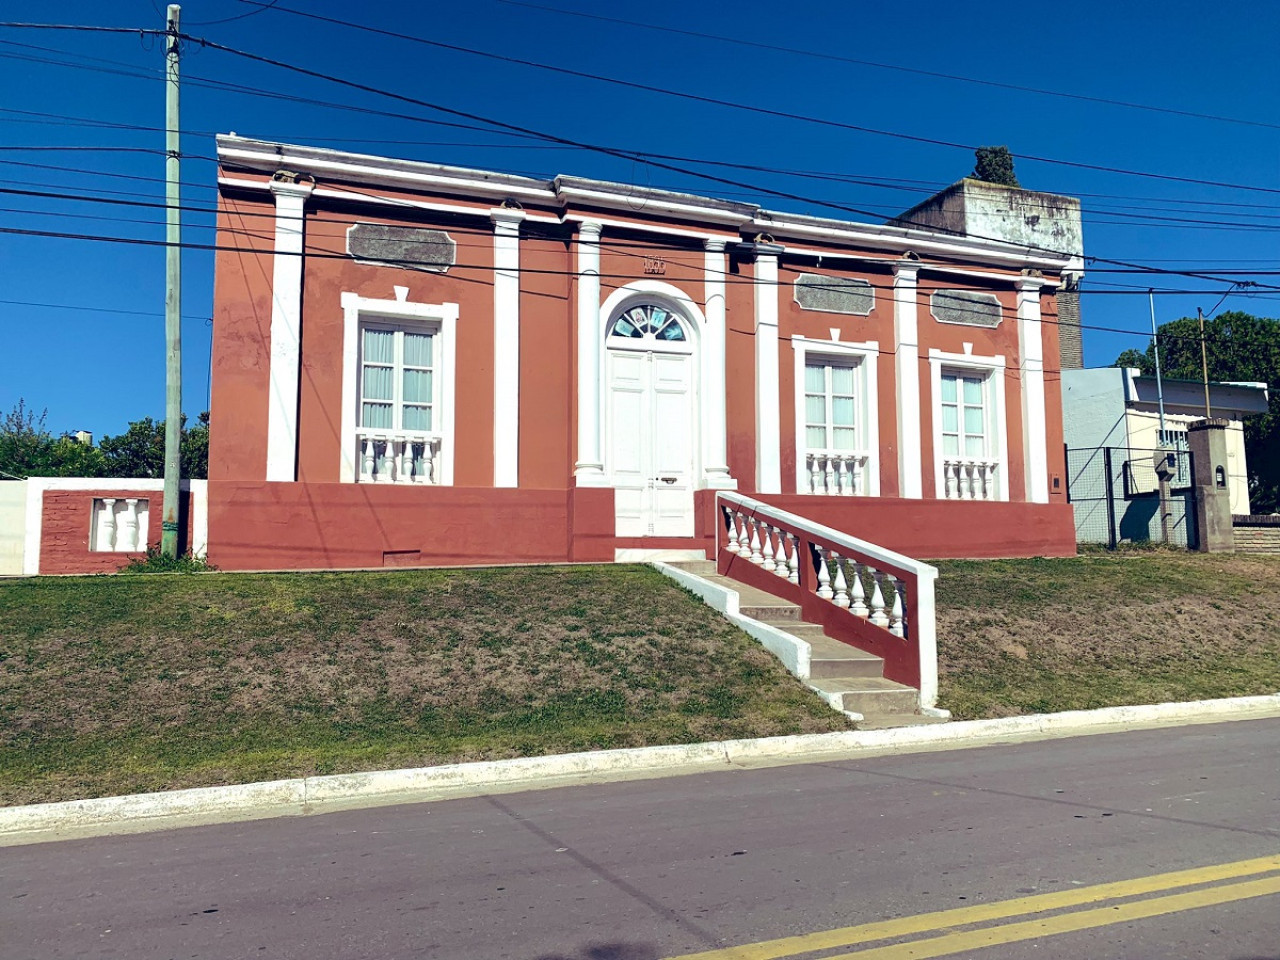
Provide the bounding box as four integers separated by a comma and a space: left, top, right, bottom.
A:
827, 873, 1280, 959
667, 853, 1280, 960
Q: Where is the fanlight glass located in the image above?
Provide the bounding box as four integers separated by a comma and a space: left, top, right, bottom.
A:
608, 303, 687, 342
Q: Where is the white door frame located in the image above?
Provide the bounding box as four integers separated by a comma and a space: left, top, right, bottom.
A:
600, 282, 705, 536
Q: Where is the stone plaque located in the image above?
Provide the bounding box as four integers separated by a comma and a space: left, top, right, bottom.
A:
794, 274, 874, 316
930, 289, 1002, 328
347, 223, 456, 272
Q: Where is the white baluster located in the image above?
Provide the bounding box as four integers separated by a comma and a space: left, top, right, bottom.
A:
831, 553, 850, 608
361, 438, 375, 482
100, 498, 118, 551
398, 439, 412, 483
890, 577, 906, 637
772, 526, 788, 577
736, 511, 751, 554
808, 454, 821, 494
831, 457, 845, 496
824, 455, 836, 496
815, 546, 833, 600
869, 571, 889, 627
748, 518, 764, 564
786, 534, 800, 585
983, 461, 996, 500
848, 561, 868, 616
723, 507, 740, 553
121, 498, 141, 552
851, 456, 864, 496
945, 461, 958, 499
759, 523, 776, 573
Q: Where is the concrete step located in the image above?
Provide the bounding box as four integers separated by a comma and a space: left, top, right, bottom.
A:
807, 677, 920, 717
807, 635, 886, 680
667, 559, 718, 576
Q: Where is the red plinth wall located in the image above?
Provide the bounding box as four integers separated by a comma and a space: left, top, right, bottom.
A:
754, 495, 1077, 559
207, 481, 633, 570
40, 488, 195, 575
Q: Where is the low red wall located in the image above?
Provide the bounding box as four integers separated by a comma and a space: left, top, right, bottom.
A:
208, 482, 621, 570
41, 488, 194, 575
754, 495, 1077, 559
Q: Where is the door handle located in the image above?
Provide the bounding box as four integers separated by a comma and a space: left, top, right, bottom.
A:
658, 477, 677, 484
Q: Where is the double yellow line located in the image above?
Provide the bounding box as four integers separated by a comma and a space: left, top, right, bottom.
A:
669, 853, 1280, 960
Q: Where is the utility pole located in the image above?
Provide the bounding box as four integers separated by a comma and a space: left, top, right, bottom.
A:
162, 4, 182, 558
1149, 291, 1166, 444
1197, 306, 1212, 420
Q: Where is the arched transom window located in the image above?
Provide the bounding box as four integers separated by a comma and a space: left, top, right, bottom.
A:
608, 303, 687, 343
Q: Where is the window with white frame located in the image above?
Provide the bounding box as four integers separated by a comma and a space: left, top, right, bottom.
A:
359, 323, 436, 434
340, 292, 457, 485
793, 337, 878, 496
929, 350, 1006, 501
939, 371, 989, 460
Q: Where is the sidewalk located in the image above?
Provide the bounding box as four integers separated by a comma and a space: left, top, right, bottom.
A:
3, 693, 1279, 847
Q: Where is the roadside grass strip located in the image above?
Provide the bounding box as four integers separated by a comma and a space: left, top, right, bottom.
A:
667, 852, 1280, 959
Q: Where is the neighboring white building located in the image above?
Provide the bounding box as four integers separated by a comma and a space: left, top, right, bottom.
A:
1063, 367, 1269, 543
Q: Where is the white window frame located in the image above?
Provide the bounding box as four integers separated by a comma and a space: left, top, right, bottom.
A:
340, 292, 458, 484
792, 336, 879, 496
928, 348, 1008, 501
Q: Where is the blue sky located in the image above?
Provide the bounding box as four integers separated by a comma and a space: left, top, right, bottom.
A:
2, 0, 1278, 439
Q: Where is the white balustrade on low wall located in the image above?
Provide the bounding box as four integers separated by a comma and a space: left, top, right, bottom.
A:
803, 452, 869, 496
356, 432, 443, 484
717, 492, 940, 709
941, 457, 1000, 501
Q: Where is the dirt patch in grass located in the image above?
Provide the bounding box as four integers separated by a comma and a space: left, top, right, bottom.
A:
0, 565, 850, 805
934, 552, 1280, 719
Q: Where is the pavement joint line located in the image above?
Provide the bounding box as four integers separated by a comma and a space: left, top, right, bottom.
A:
663, 854, 1280, 960
2, 694, 1279, 846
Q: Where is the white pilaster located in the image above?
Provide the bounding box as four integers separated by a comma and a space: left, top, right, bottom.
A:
702, 239, 735, 489
265, 177, 314, 482
753, 242, 784, 494
893, 258, 923, 499
574, 221, 609, 485
1016, 274, 1049, 503
491, 208, 525, 487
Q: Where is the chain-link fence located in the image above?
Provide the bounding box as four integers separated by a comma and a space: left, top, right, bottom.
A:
1066, 446, 1198, 548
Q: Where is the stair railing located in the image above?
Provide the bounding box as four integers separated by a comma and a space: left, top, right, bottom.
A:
716, 491, 940, 709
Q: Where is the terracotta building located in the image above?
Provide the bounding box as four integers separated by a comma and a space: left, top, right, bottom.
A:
205, 136, 1078, 570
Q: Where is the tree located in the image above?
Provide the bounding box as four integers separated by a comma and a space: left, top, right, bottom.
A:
98, 412, 209, 480
0, 402, 208, 480
1113, 310, 1280, 512
972, 146, 1020, 188
0, 399, 105, 478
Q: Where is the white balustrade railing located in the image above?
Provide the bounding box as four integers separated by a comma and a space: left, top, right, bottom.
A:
804, 451, 870, 496
718, 492, 940, 709
941, 457, 1000, 501
355, 431, 443, 484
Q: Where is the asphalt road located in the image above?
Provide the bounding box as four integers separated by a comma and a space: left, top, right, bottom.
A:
4, 718, 1279, 960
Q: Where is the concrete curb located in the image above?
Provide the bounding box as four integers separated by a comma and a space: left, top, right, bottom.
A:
4, 694, 1279, 846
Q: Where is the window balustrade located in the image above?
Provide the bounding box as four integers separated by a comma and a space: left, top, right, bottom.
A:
804, 451, 870, 496
355, 431, 443, 484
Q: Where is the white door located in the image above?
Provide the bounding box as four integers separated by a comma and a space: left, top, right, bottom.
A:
607, 346, 696, 538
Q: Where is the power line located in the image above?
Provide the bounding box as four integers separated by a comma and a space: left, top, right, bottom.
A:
489, 0, 1280, 134
214, 4, 1280, 197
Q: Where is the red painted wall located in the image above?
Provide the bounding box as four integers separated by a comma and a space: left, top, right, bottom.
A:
40, 488, 194, 575
755, 494, 1076, 559
207, 481, 617, 570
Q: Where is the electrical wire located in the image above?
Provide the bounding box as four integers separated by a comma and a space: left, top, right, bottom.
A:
488, 0, 1280, 134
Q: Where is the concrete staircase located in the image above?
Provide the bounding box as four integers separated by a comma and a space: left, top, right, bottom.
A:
669, 560, 945, 729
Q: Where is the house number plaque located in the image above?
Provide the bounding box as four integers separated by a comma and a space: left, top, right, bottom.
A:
643, 256, 666, 275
